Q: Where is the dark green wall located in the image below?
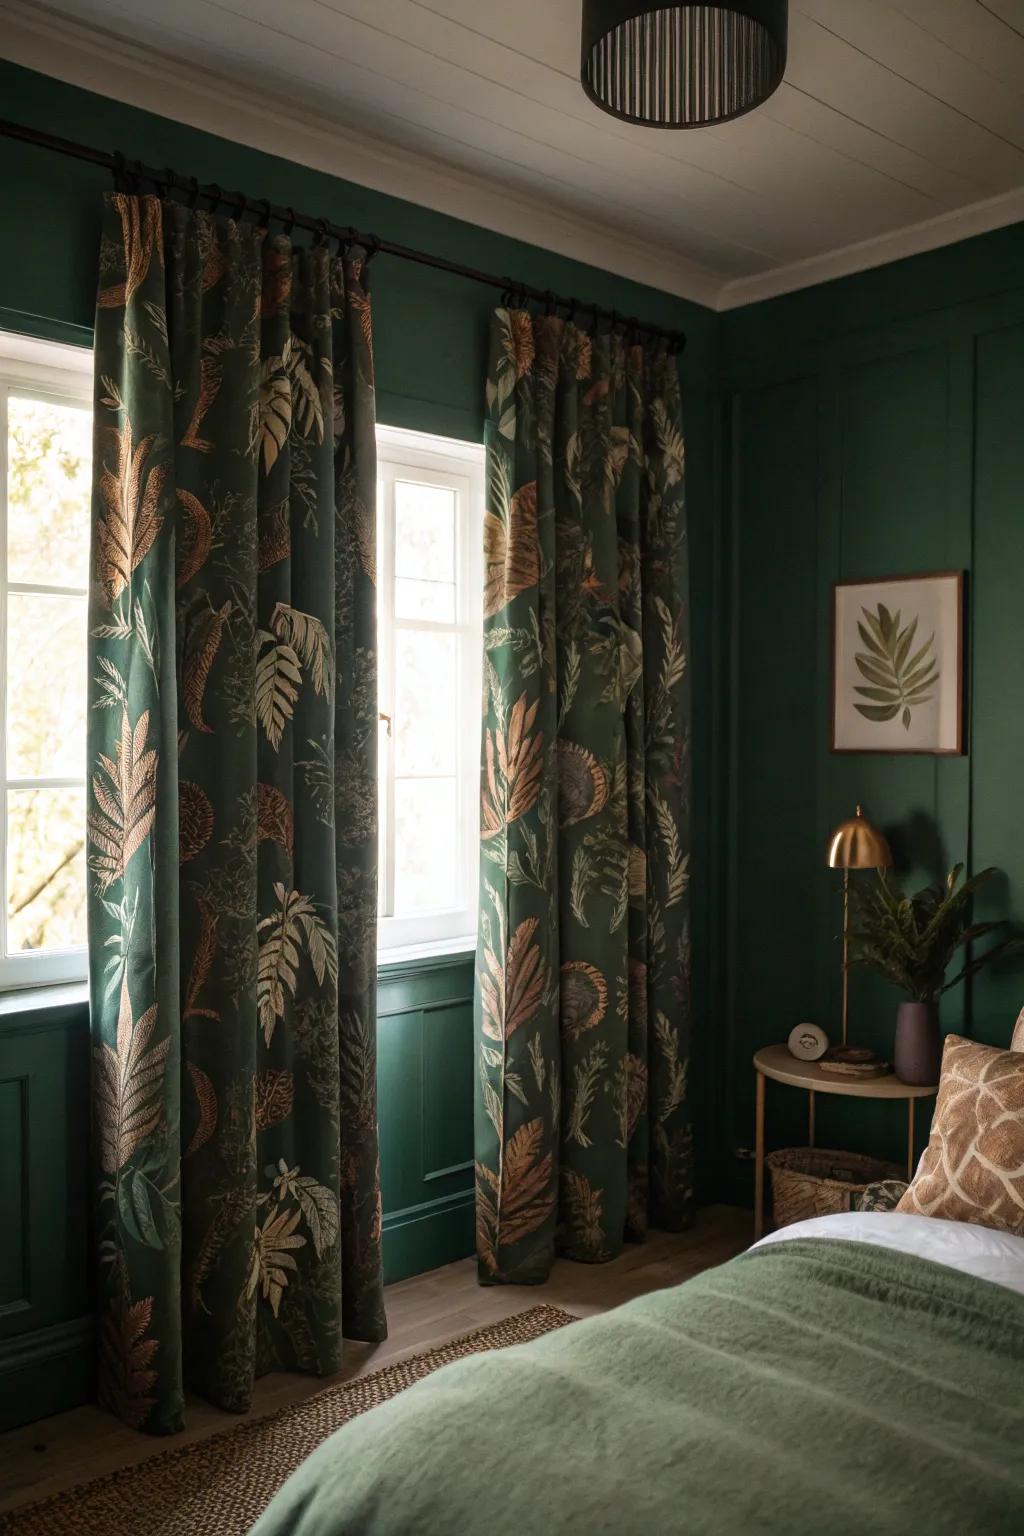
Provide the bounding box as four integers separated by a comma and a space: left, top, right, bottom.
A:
0, 58, 723, 1429
719, 225, 1024, 1197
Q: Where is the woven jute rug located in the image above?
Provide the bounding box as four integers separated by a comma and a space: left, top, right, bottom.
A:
1, 1304, 575, 1536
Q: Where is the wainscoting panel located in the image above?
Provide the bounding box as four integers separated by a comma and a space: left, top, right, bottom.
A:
0, 994, 92, 1430
377, 952, 476, 1283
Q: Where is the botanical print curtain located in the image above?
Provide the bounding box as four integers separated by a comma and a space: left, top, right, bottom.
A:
476, 309, 691, 1284
89, 192, 386, 1434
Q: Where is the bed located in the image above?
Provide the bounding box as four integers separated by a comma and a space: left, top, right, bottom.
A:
252, 1212, 1024, 1535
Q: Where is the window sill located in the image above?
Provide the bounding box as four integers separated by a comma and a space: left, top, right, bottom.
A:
0, 979, 88, 1017
377, 935, 476, 971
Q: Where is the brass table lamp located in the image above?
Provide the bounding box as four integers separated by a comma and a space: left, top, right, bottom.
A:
826, 806, 892, 1047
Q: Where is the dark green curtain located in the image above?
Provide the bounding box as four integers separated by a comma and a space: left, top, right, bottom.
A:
475, 309, 692, 1284
88, 193, 386, 1434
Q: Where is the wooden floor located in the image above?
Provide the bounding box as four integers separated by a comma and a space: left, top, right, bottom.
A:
0, 1204, 751, 1515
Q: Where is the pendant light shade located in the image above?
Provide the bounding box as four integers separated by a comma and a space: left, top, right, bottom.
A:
581, 2, 788, 128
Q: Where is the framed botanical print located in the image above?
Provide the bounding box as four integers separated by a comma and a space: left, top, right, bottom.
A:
832, 572, 964, 755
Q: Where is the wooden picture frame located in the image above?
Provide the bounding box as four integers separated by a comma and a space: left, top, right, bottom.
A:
831, 571, 964, 755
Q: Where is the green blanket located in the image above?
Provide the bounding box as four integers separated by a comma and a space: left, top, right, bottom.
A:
253, 1240, 1024, 1535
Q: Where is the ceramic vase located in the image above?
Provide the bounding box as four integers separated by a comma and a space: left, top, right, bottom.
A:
894, 1001, 941, 1086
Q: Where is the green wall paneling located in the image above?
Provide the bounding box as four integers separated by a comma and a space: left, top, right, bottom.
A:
721, 248, 1024, 1205
0, 993, 92, 1430
377, 953, 475, 1283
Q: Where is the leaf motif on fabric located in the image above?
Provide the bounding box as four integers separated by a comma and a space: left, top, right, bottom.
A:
561, 1168, 605, 1257
557, 741, 609, 826
653, 1011, 688, 1124
480, 916, 546, 1041
97, 194, 162, 310
256, 883, 338, 1046
254, 1068, 294, 1131
497, 1118, 555, 1248
245, 1204, 306, 1318
651, 398, 685, 488
175, 489, 214, 587
88, 706, 158, 893
270, 602, 332, 697
256, 782, 295, 857
483, 479, 539, 619
184, 1060, 217, 1157
648, 785, 688, 908
559, 961, 608, 1044
183, 892, 220, 1022
93, 973, 168, 1174
179, 356, 221, 454
257, 349, 292, 474
94, 419, 167, 606
98, 1292, 159, 1430
255, 633, 302, 750
259, 246, 293, 318
294, 1176, 340, 1258
566, 1041, 609, 1149
179, 780, 214, 864
475, 1160, 501, 1275
257, 499, 291, 573
481, 691, 545, 839
182, 599, 232, 734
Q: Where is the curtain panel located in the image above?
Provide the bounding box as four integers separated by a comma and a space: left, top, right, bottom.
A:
88, 193, 386, 1434
475, 309, 692, 1285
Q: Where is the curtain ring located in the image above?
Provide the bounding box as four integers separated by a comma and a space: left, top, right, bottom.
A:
187, 175, 201, 210
361, 233, 380, 264
566, 297, 578, 325
283, 206, 297, 236
233, 190, 249, 222
206, 182, 223, 214
162, 166, 177, 198
254, 196, 271, 232
313, 217, 331, 248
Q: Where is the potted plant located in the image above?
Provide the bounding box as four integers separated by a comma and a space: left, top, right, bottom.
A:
847, 864, 1018, 1084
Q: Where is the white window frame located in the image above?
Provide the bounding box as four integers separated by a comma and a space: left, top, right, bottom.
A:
0, 333, 92, 990
375, 425, 484, 961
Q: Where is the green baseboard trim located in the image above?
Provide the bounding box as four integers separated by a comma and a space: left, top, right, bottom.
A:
381, 1186, 475, 1285
0, 1315, 94, 1430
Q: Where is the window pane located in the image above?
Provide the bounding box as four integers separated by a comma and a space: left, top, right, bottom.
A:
7, 394, 91, 588
393, 778, 458, 914
395, 577, 455, 622
394, 480, 455, 582
395, 629, 456, 775
6, 593, 86, 777
7, 786, 86, 953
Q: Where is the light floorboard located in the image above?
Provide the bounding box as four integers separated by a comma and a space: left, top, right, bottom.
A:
0, 1204, 751, 1514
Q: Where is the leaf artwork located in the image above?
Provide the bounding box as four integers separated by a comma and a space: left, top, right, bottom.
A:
184, 1061, 218, 1157
255, 633, 303, 750
88, 707, 158, 893
853, 603, 939, 730
483, 479, 540, 619
270, 602, 332, 697
176, 489, 214, 587
480, 916, 547, 1042
183, 600, 232, 733
481, 692, 545, 839
98, 193, 161, 310
246, 1205, 306, 1318
478, 1118, 555, 1265
256, 782, 295, 857
94, 419, 167, 606
179, 780, 214, 864
93, 975, 168, 1175
255, 1069, 294, 1131
183, 893, 220, 1023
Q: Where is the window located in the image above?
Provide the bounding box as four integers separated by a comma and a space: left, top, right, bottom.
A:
376, 427, 484, 958
0, 337, 481, 986
0, 334, 92, 987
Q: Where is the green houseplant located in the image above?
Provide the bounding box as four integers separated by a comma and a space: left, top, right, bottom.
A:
847, 864, 1017, 1084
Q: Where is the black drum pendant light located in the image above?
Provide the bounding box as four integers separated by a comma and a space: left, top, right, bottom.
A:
581, 2, 788, 128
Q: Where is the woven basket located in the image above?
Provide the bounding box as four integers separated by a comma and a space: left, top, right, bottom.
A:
767, 1147, 904, 1229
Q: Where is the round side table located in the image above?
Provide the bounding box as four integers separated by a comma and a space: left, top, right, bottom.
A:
753, 1044, 938, 1240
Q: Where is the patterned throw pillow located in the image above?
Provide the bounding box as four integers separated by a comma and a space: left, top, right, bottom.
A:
1013, 1008, 1024, 1053
897, 1035, 1024, 1236
856, 1179, 909, 1213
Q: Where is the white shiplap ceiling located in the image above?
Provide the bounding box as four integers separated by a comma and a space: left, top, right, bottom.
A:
3, 0, 1024, 308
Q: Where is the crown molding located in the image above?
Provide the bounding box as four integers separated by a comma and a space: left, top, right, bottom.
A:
717, 185, 1024, 312
0, 0, 722, 310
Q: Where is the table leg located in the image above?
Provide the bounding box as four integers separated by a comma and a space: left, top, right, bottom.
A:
754, 1069, 766, 1240
907, 1098, 915, 1181
808, 1090, 816, 1149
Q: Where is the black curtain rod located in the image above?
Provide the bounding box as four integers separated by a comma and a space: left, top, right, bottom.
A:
0, 116, 687, 353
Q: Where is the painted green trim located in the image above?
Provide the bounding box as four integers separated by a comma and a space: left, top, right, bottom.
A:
381, 1188, 475, 1285
0, 305, 92, 350
376, 949, 474, 985
0, 1316, 93, 1431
